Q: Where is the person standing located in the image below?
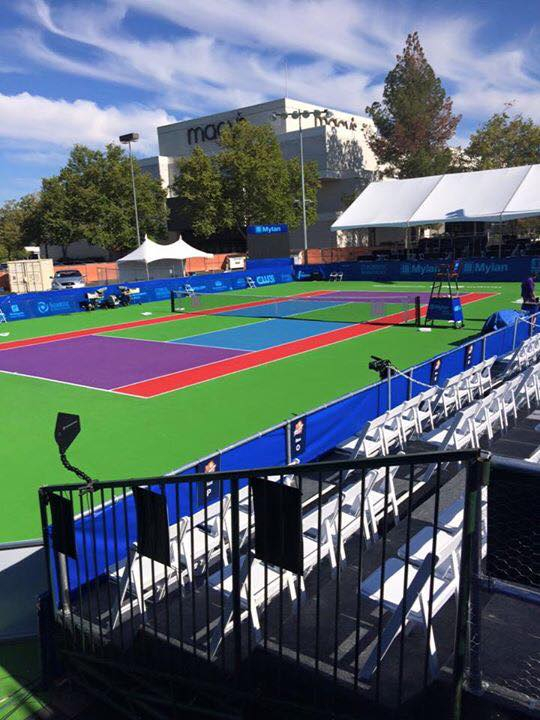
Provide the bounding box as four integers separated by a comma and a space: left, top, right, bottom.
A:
521, 272, 538, 307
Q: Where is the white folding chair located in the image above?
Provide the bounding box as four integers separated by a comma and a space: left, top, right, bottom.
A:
433, 380, 460, 418
383, 406, 406, 451
481, 391, 505, 436
414, 387, 438, 432
453, 371, 473, 408
302, 495, 341, 578
421, 404, 478, 452
359, 532, 461, 681
337, 464, 400, 555
180, 495, 232, 583
513, 363, 540, 410
208, 552, 298, 656
419, 405, 479, 484
436, 490, 487, 557
478, 357, 495, 395
109, 517, 189, 630
338, 417, 387, 460
397, 525, 456, 572
492, 381, 518, 428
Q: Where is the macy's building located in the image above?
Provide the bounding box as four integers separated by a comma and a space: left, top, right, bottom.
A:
139, 98, 379, 253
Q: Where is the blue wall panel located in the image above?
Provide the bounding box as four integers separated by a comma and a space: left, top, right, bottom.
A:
0, 259, 294, 322
297, 256, 540, 283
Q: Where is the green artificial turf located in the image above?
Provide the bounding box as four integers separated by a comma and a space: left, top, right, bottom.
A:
0, 280, 519, 541
0, 639, 47, 720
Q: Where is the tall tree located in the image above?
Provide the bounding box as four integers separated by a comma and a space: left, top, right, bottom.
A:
466, 108, 540, 169
365, 32, 461, 178
172, 121, 320, 240
40, 144, 168, 256
172, 146, 224, 240
0, 194, 40, 260
217, 122, 294, 237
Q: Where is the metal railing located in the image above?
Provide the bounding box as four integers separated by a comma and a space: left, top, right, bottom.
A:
39, 449, 488, 718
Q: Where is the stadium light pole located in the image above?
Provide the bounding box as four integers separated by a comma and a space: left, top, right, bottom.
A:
272, 108, 332, 259
119, 132, 141, 247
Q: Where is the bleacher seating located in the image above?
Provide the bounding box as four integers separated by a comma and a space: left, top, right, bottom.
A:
106, 345, 540, 648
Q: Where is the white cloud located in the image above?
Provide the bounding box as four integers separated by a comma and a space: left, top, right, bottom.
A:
0, 0, 538, 164
0, 92, 177, 154
10, 0, 539, 131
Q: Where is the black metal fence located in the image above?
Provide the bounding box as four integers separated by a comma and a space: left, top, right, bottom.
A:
39, 450, 488, 719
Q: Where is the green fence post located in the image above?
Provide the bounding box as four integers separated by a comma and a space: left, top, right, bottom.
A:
452, 451, 490, 720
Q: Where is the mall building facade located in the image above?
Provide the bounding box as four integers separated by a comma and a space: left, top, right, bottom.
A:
139, 98, 382, 252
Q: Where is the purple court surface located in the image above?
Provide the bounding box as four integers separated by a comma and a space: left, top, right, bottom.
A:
0, 335, 246, 390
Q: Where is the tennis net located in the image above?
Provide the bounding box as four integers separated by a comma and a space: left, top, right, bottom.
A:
171, 289, 422, 325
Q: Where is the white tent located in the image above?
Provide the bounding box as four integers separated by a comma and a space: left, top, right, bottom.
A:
332, 164, 540, 231
117, 235, 213, 280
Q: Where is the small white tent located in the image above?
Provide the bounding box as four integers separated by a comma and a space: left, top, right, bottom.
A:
332, 164, 540, 230
117, 235, 213, 281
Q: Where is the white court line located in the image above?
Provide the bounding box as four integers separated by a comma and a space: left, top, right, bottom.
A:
0, 367, 117, 394
116, 291, 495, 398
173, 341, 254, 352
101, 316, 268, 343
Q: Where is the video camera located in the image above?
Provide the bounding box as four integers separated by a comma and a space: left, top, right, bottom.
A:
368, 355, 395, 380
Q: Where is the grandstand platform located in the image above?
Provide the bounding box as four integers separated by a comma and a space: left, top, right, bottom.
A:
48, 398, 540, 716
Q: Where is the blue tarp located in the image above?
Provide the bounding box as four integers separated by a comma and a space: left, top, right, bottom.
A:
482, 310, 524, 334
0, 258, 295, 321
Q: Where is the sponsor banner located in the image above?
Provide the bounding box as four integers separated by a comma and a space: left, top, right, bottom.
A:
0, 258, 294, 321
464, 343, 474, 369
426, 296, 464, 323
289, 416, 307, 458
296, 256, 540, 282
196, 455, 221, 506
430, 357, 442, 385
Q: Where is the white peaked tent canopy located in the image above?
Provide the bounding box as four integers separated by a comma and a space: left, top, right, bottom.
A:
117, 234, 213, 263
332, 164, 540, 230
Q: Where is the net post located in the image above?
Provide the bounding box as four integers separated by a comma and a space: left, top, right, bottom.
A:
415, 296, 421, 327
170, 290, 175, 314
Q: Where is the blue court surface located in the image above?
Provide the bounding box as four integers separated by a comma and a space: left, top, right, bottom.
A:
219, 298, 346, 318
173, 318, 351, 351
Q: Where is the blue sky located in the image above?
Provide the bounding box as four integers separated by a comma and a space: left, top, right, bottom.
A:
0, 0, 539, 203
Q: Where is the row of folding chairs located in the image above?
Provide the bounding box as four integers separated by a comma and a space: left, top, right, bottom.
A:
418, 363, 540, 483
433, 357, 495, 418
501, 331, 540, 377
208, 462, 402, 655
109, 494, 233, 629
337, 359, 496, 465
359, 487, 488, 681
107, 361, 536, 634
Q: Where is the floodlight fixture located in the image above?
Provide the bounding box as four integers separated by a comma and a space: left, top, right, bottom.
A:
119, 131, 141, 246
119, 132, 139, 143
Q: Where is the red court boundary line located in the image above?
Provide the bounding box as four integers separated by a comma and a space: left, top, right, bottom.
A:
115, 292, 495, 398
0, 290, 330, 351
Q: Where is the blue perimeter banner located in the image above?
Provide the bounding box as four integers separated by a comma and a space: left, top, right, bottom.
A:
0, 258, 294, 322
296, 256, 540, 282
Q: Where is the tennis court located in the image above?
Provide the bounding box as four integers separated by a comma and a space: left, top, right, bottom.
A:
0, 279, 509, 541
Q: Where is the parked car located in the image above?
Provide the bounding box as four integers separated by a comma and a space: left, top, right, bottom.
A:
51, 269, 86, 290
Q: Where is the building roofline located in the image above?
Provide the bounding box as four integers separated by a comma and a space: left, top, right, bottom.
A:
157, 97, 372, 134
